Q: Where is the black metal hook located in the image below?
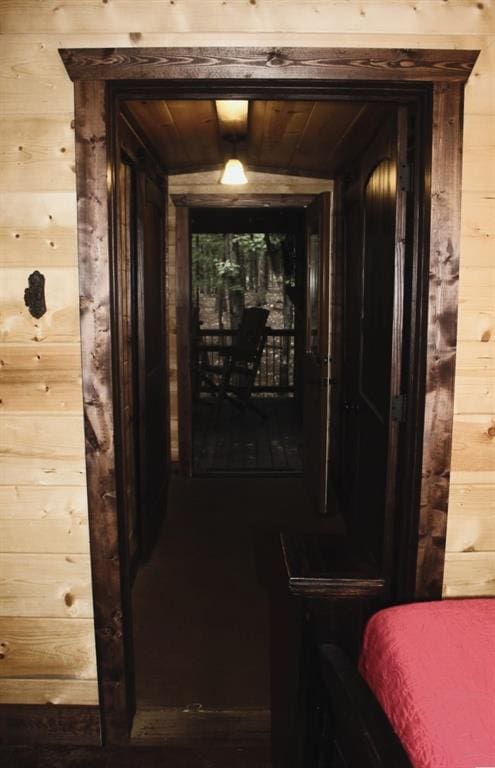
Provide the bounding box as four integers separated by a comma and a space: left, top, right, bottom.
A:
24, 270, 47, 319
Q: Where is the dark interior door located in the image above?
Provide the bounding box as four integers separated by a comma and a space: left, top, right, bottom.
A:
135, 171, 170, 558
303, 192, 332, 515
340, 108, 408, 576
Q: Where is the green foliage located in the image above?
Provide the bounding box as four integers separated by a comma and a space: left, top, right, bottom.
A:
214, 259, 243, 295
192, 231, 297, 328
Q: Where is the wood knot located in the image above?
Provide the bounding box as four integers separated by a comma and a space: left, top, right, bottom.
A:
266, 50, 286, 67
64, 592, 74, 607
0, 641, 10, 660
487, 425, 495, 439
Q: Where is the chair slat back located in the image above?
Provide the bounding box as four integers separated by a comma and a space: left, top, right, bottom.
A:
235, 307, 270, 355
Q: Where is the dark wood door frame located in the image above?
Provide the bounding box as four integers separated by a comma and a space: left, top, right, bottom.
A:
173, 193, 316, 476
60, 47, 478, 744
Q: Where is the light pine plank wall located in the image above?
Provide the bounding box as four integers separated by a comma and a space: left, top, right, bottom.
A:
0, 1, 493, 706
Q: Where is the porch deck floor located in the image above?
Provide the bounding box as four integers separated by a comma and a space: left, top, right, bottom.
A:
193, 396, 302, 474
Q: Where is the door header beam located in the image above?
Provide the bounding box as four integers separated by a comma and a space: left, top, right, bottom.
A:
60, 47, 478, 83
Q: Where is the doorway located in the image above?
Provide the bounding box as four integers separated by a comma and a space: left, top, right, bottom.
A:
118, 94, 412, 748
61, 46, 476, 747
183, 204, 307, 475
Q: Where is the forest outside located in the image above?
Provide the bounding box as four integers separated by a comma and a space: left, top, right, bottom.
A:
191, 232, 299, 330
191, 232, 301, 395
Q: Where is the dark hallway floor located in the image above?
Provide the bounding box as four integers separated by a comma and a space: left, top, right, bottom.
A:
132, 476, 273, 710
130, 475, 342, 750
0, 744, 272, 768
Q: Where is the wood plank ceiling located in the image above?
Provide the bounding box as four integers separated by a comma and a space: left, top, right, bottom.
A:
123, 99, 381, 178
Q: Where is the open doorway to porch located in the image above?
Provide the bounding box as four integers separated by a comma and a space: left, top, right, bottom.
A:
190, 207, 305, 475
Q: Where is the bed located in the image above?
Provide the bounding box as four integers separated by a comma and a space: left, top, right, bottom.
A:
320, 598, 495, 768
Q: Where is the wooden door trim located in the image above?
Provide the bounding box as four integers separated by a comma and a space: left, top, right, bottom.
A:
61, 47, 477, 83
303, 192, 333, 515
175, 205, 193, 476
412, 82, 467, 599
382, 107, 409, 585
73, 80, 130, 743
172, 193, 316, 208
63, 47, 478, 744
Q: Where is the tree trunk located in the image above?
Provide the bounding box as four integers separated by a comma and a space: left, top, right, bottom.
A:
256, 244, 267, 306
228, 235, 244, 330
216, 287, 225, 329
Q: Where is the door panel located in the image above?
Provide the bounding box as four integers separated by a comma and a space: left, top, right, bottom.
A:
303, 192, 332, 516
136, 173, 170, 557
340, 109, 408, 575
117, 157, 140, 569
340, 195, 362, 520
360, 159, 396, 421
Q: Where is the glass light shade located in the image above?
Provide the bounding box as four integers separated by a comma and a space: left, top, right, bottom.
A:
220, 158, 248, 185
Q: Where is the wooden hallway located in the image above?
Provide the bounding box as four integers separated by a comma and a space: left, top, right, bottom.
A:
193, 398, 303, 474
130, 474, 341, 756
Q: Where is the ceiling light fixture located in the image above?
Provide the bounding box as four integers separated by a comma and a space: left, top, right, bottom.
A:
220, 138, 248, 185
215, 100, 249, 133
216, 99, 250, 185
220, 157, 248, 186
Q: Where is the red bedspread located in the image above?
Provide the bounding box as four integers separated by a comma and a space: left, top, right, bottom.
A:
359, 599, 495, 768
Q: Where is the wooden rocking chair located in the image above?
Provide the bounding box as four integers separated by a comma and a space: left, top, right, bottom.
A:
197, 307, 270, 419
